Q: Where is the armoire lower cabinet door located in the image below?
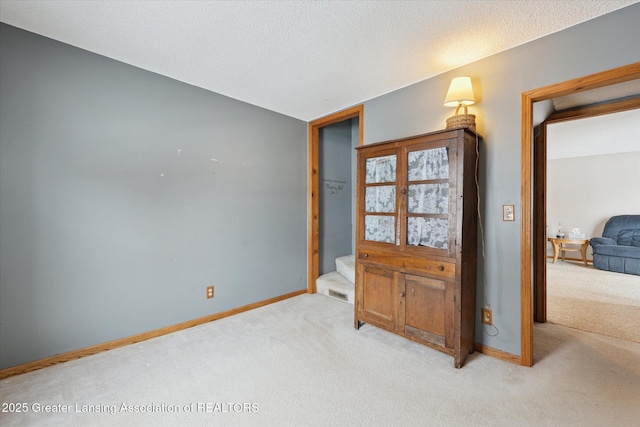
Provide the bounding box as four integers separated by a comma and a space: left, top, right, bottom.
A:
357, 264, 397, 329
402, 274, 454, 349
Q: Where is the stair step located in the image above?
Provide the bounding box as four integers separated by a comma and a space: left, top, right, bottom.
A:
316, 271, 354, 304
336, 255, 355, 284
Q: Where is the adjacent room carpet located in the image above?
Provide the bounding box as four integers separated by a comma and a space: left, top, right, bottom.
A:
546, 261, 640, 342
1, 293, 639, 426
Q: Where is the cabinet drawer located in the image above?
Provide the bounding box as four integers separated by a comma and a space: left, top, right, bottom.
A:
358, 251, 455, 279
404, 256, 455, 278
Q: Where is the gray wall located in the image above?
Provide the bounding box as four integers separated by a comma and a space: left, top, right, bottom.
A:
0, 24, 307, 369
319, 120, 354, 274
362, 4, 640, 355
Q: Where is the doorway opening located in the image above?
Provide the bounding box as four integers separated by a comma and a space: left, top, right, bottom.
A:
540, 105, 640, 346
520, 62, 640, 366
308, 106, 363, 293
535, 101, 640, 325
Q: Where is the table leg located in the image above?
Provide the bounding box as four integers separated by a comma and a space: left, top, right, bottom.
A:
552, 241, 559, 263
581, 243, 588, 265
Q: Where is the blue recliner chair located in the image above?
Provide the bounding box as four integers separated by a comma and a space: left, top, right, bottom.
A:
589, 215, 640, 275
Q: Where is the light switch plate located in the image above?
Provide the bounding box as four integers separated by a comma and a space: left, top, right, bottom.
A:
503, 204, 515, 221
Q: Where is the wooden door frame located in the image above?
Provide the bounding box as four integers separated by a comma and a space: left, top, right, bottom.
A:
520, 62, 640, 366
307, 105, 364, 293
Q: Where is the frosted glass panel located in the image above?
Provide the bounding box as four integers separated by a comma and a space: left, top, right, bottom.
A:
407, 217, 448, 249
365, 155, 396, 183
365, 215, 395, 243
365, 186, 396, 213
408, 184, 448, 214
408, 148, 449, 181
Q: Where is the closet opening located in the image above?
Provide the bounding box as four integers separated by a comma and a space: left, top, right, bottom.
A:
307, 106, 363, 299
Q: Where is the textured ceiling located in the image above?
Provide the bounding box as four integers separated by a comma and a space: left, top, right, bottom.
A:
0, 0, 637, 121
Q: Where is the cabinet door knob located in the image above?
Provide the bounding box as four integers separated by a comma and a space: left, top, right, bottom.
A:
399, 292, 405, 298
363, 253, 369, 258
438, 265, 445, 271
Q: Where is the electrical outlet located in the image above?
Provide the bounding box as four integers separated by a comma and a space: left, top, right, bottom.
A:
482, 307, 492, 325
206, 286, 214, 299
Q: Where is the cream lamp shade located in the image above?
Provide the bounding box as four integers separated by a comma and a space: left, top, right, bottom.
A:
444, 76, 475, 108
444, 76, 476, 130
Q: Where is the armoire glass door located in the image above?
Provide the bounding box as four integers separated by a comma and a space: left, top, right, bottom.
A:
363, 154, 397, 244
405, 146, 450, 250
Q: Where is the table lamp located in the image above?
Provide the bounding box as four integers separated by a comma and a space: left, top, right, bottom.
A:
444, 76, 476, 130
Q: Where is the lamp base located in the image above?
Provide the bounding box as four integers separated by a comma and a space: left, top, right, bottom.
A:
446, 114, 476, 131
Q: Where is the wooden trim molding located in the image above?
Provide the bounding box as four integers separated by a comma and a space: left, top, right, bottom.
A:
307, 105, 364, 293
523, 63, 640, 103
0, 289, 307, 380
520, 62, 640, 368
308, 121, 319, 293
474, 342, 521, 365
521, 91, 535, 367
545, 96, 640, 124
533, 123, 547, 323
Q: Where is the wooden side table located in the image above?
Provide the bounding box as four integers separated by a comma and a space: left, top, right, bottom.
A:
547, 237, 589, 265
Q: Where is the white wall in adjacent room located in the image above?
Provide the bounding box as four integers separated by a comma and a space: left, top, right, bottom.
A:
546, 109, 640, 258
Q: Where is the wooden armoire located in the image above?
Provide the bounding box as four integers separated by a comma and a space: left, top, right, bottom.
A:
354, 128, 480, 368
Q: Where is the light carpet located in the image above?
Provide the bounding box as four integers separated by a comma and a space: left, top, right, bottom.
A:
546, 261, 640, 342
1, 293, 639, 426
